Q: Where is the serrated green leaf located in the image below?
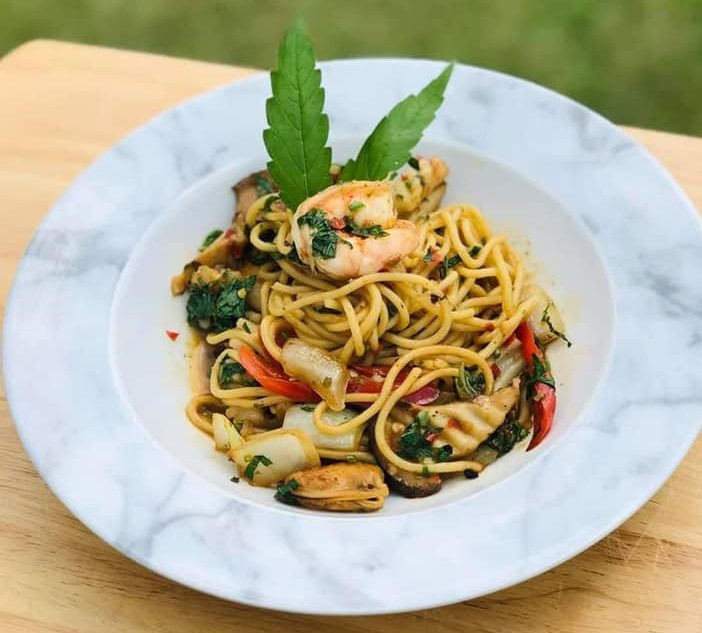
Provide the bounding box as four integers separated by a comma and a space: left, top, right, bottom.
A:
263, 21, 332, 210
340, 63, 454, 182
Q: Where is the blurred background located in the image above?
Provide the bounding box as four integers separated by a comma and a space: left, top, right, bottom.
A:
2, 0, 701, 135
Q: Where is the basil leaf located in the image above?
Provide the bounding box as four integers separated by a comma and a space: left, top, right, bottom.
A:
339, 63, 453, 181
199, 229, 223, 251
263, 21, 332, 210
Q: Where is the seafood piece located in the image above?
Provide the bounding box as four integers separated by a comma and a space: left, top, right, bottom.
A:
279, 463, 389, 512
421, 381, 520, 457
291, 180, 419, 280
393, 156, 449, 216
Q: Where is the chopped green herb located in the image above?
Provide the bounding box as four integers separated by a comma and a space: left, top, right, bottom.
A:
433, 444, 453, 462
241, 321, 251, 334
298, 209, 350, 259
287, 244, 303, 264
230, 475, 240, 483
485, 419, 529, 455
255, 173, 276, 196
455, 364, 486, 400
300, 404, 316, 412
186, 276, 256, 332
397, 411, 448, 463
199, 229, 223, 252
386, 302, 398, 317
342, 216, 389, 239
219, 358, 245, 388
346, 455, 358, 463
339, 64, 454, 181
421, 465, 431, 477
423, 249, 433, 262
274, 479, 300, 505
263, 22, 332, 209
315, 305, 342, 315
493, 347, 502, 360
243, 454, 273, 480
439, 254, 461, 279
542, 305, 572, 347
263, 194, 281, 213
408, 156, 420, 170
525, 355, 556, 395
322, 376, 332, 388
469, 245, 482, 257
348, 200, 365, 211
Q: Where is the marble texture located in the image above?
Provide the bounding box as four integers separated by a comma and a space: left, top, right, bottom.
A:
3, 59, 702, 614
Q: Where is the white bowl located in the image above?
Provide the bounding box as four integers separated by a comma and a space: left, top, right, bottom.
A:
110, 137, 614, 515
4, 59, 701, 614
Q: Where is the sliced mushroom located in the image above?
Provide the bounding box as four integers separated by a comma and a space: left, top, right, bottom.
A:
368, 419, 442, 498
281, 463, 389, 512
170, 170, 278, 295
188, 340, 214, 395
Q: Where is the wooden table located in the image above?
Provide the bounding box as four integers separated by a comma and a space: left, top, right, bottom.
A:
0, 40, 700, 633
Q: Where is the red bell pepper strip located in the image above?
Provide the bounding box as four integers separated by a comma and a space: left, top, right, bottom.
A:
515, 321, 556, 451
238, 346, 320, 402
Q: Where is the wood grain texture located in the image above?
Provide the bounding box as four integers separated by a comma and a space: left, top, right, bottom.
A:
0, 40, 700, 633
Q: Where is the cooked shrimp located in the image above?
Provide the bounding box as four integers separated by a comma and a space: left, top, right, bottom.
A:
393, 156, 449, 216
291, 180, 420, 280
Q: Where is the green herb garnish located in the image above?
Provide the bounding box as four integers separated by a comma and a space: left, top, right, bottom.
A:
348, 200, 365, 211
186, 275, 255, 332
297, 209, 350, 259
255, 173, 276, 196
524, 354, 556, 396
439, 254, 461, 279
469, 245, 481, 257
263, 22, 332, 209
542, 304, 572, 347
243, 454, 273, 480
199, 229, 223, 252
275, 479, 300, 505
339, 64, 453, 181
300, 404, 316, 412
455, 364, 486, 400
241, 321, 251, 334
219, 358, 246, 388
485, 419, 529, 455
397, 411, 447, 462
262, 194, 281, 213
408, 156, 420, 170
342, 216, 389, 238
315, 306, 342, 315
423, 249, 433, 262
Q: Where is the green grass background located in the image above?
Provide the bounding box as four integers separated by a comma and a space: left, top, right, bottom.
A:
3, 0, 701, 135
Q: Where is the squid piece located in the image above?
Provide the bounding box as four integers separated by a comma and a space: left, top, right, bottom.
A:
291, 180, 419, 280
393, 156, 449, 217
230, 428, 320, 487
420, 381, 520, 457
279, 463, 389, 512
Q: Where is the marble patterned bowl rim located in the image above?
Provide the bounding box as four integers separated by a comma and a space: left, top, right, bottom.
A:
3, 58, 702, 615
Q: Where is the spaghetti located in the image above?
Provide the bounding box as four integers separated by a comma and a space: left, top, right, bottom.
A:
172, 159, 568, 511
